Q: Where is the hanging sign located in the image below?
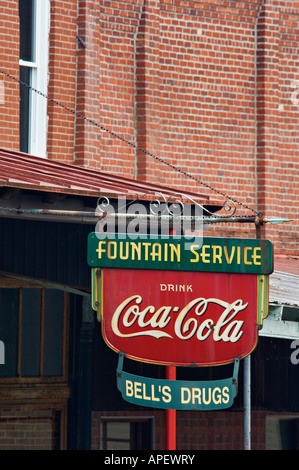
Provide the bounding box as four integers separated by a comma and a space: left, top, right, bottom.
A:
116, 353, 240, 410
98, 266, 269, 366
89, 233, 272, 412
88, 233, 273, 274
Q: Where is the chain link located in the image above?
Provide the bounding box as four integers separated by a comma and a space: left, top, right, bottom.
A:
0, 68, 261, 216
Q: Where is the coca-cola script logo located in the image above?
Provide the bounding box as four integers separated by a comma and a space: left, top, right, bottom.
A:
101, 268, 261, 366
112, 295, 247, 343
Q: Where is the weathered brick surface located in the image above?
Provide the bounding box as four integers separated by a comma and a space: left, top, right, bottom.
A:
0, 1, 20, 149
93, 0, 299, 253
0, 408, 60, 450
92, 409, 294, 450
47, 0, 77, 164
0, 0, 298, 253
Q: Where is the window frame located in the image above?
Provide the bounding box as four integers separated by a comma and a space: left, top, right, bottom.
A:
19, 0, 50, 158
0, 280, 69, 385
99, 416, 155, 450
266, 415, 299, 450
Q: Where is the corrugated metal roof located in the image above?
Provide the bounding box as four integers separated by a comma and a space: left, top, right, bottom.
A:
273, 255, 299, 276
0, 148, 215, 205
270, 256, 299, 307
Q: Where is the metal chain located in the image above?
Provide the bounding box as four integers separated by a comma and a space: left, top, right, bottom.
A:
0, 68, 261, 216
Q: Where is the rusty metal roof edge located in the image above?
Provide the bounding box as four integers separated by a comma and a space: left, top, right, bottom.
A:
0, 147, 220, 205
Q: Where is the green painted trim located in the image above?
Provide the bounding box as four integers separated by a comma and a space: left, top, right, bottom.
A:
257, 275, 269, 326
88, 233, 273, 274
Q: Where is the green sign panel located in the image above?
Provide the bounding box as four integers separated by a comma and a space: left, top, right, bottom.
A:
88, 233, 273, 274
116, 354, 239, 410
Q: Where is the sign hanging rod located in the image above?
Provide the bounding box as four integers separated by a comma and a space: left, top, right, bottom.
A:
10, 208, 293, 225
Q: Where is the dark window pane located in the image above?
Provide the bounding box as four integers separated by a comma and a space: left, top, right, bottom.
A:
21, 289, 41, 376
0, 289, 19, 377
19, 0, 34, 62
43, 290, 64, 377
131, 421, 153, 450
279, 419, 299, 450
19, 66, 31, 153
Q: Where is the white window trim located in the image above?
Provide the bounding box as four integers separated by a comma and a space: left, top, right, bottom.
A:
19, 0, 50, 158
19, 60, 37, 68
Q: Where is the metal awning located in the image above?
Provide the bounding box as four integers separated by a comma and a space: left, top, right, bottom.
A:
0, 147, 225, 225
0, 148, 293, 228
0, 148, 217, 204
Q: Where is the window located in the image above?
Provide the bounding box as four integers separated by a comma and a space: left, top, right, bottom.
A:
266, 416, 299, 450
100, 417, 154, 450
19, 0, 49, 157
0, 287, 68, 379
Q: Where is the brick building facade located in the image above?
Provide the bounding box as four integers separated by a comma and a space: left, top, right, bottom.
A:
0, 0, 298, 450
1, 0, 298, 251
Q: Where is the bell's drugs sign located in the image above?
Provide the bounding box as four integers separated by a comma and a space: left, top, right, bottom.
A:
116, 353, 240, 410
99, 267, 269, 366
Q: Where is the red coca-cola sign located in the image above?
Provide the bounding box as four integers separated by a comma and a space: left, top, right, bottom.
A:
101, 268, 267, 366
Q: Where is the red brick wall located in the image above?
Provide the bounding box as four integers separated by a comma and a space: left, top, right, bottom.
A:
255, 0, 299, 254
92, 409, 290, 450
95, 0, 299, 254
0, 0, 78, 163
0, 1, 20, 150
92, 0, 141, 177
98, 0, 260, 191
0, 0, 297, 253
47, 0, 77, 164
75, 1, 102, 169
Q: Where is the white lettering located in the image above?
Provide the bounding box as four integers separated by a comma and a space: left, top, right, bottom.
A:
147, 455, 195, 465
160, 284, 193, 292
0, 340, 4, 365
174, 298, 246, 342
290, 340, 299, 365
111, 296, 247, 343
104, 454, 139, 467
111, 295, 172, 339
181, 387, 191, 404
162, 386, 172, 403
180, 385, 231, 406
